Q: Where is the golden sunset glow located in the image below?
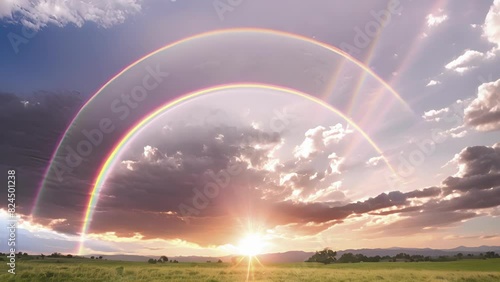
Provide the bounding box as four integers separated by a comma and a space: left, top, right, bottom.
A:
237, 233, 266, 257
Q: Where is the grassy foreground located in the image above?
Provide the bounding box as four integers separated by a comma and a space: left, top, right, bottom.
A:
1, 258, 499, 281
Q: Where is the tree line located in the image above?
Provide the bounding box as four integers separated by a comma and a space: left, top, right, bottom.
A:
146, 256, 224, 264
0, 252, 106, 261
305, 248, 500, 264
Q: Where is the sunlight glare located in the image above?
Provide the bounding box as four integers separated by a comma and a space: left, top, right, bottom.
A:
237, 233, 265, 257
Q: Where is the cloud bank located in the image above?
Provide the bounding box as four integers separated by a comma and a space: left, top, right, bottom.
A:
0, 0, 142, 30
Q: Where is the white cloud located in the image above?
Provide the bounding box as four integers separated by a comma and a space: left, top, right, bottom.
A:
121, 145, 184, 171
483, 0, 500, 49
443, 125, 469, 139
426, 80, 441, 87
464, 78, 500, 131
444, 49, 485, 73
143, 145, 162, 161
121, 160, 136, 171
424, 79, 500, 134
0, 0, 142, 30
294, 124, 353, 159
302, 181, 344, 203
327, 152, 344, 175
426, 13, 448, 27
422, 107, 450, 122
422, 99, 470, 123
366, 156, 384, 167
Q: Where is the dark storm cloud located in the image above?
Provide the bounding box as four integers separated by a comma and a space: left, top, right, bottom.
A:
368, 211, 478, 237
367, 187, 500, 237
280, 143, 500, 238
89, 134, 449, 245
443, 174, 500, 193
404, 187, 442, 198
448, 143, 500, 177
0, 91, 82, 215
53, 127, 499, 246
366, 143, 500, 236
438, 187, 500, 211
443, 143, 500, 194
464, 79, 500, 131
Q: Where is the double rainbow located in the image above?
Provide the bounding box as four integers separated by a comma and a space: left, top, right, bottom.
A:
27, 28, 411, 254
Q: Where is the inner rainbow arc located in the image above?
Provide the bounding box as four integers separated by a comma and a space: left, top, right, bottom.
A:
78, 83, 397, 255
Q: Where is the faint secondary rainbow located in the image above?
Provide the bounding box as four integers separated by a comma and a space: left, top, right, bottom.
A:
35, 27, 411, 217
78, 83, 397, 254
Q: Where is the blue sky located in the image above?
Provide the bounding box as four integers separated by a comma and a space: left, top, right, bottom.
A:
0, 0, 499, 257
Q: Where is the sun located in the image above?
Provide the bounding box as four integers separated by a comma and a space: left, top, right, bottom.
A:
237, 233, 266, 257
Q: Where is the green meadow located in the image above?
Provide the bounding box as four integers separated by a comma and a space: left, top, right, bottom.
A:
2, 258, 500, 282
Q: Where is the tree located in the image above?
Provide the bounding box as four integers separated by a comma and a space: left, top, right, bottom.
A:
217, 259, 223, 263
41, 254, 45, 260
306, 248, 337, 264
23, 252, 28, 256
485, 251, 498, 258
90, 256, 95, 259
456, 253, 463, 259
338, 253, 358, 263
395, 253, 411, 260
148, 258, 157, 264
411, 255, 424, 262
66, 254, 73, 258
159, 256, 168, 263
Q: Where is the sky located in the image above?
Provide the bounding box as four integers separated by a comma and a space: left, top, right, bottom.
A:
0, 0, 499, 258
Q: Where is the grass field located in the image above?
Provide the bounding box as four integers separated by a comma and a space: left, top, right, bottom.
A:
1, 258, 499, 281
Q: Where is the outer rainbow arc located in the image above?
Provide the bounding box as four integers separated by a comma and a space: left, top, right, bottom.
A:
35, 27, 413, 217
78, 83, 397, 255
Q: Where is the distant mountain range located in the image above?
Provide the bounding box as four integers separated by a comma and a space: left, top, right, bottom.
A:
91, 246, 500, 263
